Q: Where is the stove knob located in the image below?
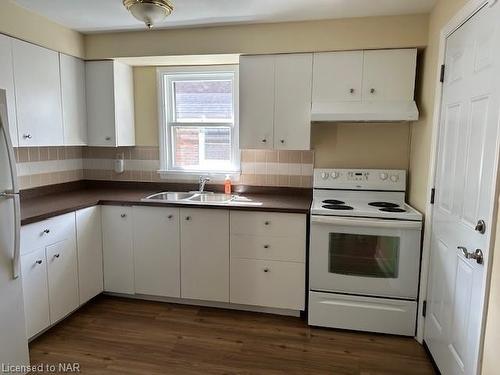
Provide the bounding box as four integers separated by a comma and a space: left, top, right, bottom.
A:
330, 172, 339, 179
321, 172, 329, 180
380, 173, 388, 181
390, 175, 399, 182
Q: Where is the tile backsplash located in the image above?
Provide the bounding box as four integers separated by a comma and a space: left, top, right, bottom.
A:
15, 146, 314, 190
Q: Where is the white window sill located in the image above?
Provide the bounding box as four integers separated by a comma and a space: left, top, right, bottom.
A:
157, 170, 241, 182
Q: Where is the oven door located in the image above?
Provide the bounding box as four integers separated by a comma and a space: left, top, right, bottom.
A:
310, 215, 421, 299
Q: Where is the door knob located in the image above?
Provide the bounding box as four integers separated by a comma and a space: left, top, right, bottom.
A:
458, 246, 484, 264
475, 220, 486, 234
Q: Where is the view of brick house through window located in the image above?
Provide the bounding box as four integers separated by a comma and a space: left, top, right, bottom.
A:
160, 67, 239, 174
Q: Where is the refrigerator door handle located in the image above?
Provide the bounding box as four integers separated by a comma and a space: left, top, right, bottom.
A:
12, 193, 20, 279
0, 102, 21, 279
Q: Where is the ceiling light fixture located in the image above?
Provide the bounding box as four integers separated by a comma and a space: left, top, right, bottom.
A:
123, 0, 174, 29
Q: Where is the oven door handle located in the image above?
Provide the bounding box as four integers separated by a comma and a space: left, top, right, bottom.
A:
311, 215, 422, 230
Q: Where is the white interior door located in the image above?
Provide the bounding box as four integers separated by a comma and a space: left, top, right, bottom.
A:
424, 3, 500, 374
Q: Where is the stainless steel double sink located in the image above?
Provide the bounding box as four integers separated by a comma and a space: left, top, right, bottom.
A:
141, 191, 263, 206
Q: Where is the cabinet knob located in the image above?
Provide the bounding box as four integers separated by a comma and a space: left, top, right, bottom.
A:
264, 221, 270, 226
185, 216, 191, 221
261, 139, 267, 143
280, 139, 284, 144
370, 88, 376, 94
105, 136, 112, 141
121, 213, 127, 218
263, 267, 270, 273
263, 244, 270, 249
350, 88, 355, 94
167, 214, 173, 219
35, 260, 43, 265
43, 229, 50, 234
53, 254, 60, 259
23, 133, 32, 139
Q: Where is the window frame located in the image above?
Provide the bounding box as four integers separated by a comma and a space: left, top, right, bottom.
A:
157, 65, 240, 178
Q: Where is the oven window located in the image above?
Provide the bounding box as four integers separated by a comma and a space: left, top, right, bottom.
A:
328, 233, 400, 278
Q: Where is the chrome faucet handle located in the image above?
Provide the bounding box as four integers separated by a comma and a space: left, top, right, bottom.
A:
198, 176, 211, 193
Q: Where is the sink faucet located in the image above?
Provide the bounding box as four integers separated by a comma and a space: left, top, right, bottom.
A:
198, 176, 211, 193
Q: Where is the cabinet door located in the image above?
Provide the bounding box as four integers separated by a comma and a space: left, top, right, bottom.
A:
133, 206, 180, 297
180, 208, 229, 302
21, 248, 50, 338
13, 40, 63, 146
312, 51, 363, 103
85, 61, 116, 147
60, 54, 87, 146
274, 54, 312, 150
46, 240, 79, 324
76, 206, 103, 305
113, 62, 135, 147
101, 206, 134, 294
0, 35, 18, 146
239, 55, 274, 149
362, 49, 417, 101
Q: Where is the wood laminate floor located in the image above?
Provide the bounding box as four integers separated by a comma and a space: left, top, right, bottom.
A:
29, 295, 436, 374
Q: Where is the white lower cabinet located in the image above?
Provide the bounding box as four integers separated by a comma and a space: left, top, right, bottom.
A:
133, 206, 180, 297
46, 240, 79, 323
230, 211, 306, 310
230, 258, 305, 310
20, 247, 50, 338
180, 208, 229, 302
102, 206, 135, 294
76, 206, 103, 304
20, 212, 79, 339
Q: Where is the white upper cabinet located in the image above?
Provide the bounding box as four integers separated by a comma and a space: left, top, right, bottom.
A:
86, 60, 135, 147
0, 35, 18, 147
60, 54, 87, 146
12, 39, 63, 146
362, 49, 417, 101
239, 54, 313, 150
274, 54, 312, 150
311, 49, 418, 122
312, 51, 363, 103
239, 55, 275, 149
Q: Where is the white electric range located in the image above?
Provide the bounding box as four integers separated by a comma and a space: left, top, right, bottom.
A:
308, 169, 423, 336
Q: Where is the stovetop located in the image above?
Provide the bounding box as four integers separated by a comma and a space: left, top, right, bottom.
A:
311, 169, 422, 221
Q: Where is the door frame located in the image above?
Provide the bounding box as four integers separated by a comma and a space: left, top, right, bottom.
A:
417, 0, 500, 369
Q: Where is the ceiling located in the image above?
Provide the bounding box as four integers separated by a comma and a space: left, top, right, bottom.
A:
13, 0, 436, 34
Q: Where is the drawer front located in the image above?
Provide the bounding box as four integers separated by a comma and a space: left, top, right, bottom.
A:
230, 258, 305, 310
231, 234, 305, 262
230, 211, 306, 237
308, 291, 417, 336
21, 212, 76, 255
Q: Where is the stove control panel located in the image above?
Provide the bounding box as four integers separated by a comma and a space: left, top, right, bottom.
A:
314, 169, 406, 191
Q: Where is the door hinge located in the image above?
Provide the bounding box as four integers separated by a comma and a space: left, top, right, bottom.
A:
430, 188, 436, 204
439, 65, 445, 83
422, 300, 427, 317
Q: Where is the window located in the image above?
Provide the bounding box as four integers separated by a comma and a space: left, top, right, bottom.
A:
158, 66, 239, 176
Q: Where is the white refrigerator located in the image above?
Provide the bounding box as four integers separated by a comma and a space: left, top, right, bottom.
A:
0, 89, 30, 372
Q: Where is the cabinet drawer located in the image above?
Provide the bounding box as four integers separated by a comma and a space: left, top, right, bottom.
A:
230, 258, 305, 310
21, 212, 76, 255
230, 211, 306, 237
230, 234, 305, 262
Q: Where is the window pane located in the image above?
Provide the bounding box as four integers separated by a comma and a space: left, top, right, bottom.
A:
328, 233, 400, 278
172, 126, 232, 170
173, 80, 233, 122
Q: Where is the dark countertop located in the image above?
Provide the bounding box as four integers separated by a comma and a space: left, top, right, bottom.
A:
20, 182, 312, 225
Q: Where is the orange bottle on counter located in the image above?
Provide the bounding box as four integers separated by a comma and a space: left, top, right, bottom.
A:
224, 175, 232, 194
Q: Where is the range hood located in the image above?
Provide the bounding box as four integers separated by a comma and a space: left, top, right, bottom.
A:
311, 101, 419, 122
